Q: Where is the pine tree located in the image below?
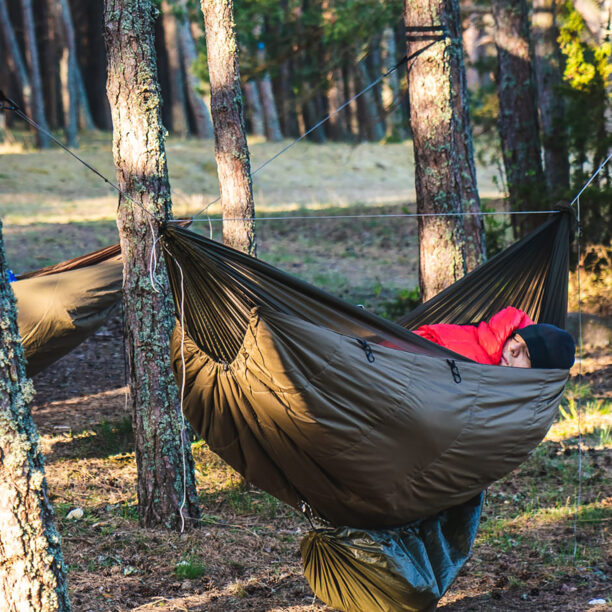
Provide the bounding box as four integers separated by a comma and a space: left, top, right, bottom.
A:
103, 0, 200, 529
201, 0, 256, 255
404, 0, 485, 301
0, 220, 71, 611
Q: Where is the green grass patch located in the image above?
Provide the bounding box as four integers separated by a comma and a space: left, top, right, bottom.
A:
174, 557, 207, 579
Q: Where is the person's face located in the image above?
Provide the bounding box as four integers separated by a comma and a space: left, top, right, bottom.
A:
499, 334, 531, 368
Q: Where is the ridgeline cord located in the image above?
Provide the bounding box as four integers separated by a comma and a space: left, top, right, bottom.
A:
572, 196, 584, 560
169, 209, 560, 224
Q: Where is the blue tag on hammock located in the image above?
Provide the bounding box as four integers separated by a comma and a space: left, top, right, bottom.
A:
8, 269, 17, 282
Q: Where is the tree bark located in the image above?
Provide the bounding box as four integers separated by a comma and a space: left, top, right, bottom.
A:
55, 0, 79, 147
532, 0, 569, 194
161, 0, 188, 136
491, 0, 546, 238
404, 0, 485, 302
201, 0, 256, 255
0, 221, 71, 611
20, 0, 50, 148
103, 0, 200, 530
0, 0, 32, 115
176, 0, 214, 139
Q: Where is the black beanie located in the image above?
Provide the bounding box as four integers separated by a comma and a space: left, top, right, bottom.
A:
515, 324, 575, 369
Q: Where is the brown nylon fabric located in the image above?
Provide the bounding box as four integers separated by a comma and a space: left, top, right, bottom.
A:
172, 305, 567, 528
14, 256, 123, 375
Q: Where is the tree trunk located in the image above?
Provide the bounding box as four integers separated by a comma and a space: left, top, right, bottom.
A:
354, 43, 385, 142
532, 0, 569, 194
326, 66, 347, 140
256, 42, 282, 141
381, 26, 405, 141
161, 0, 188, 136
103, 0, 200, 530
404, 0, 485, 302
0, 221, 72, 612
55, 0, 79, 147
21, 0, 50, 148
0, 0, 32, 115
491, 0, 546, 238
201, 0, 256, 255
176, 0, 214, 139
74, 64, 96, 131
244, 81, 265, 137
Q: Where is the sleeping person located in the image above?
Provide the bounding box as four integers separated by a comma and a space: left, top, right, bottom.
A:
412, 306, 575, 369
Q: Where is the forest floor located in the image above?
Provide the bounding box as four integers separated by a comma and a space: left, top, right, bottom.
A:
3, 136, 611, 611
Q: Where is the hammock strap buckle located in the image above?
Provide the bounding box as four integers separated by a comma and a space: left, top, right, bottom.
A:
446, 359, 462, 383
356, 339, 375, 363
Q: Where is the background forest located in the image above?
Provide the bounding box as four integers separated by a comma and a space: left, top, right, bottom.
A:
1, 0, 611, 245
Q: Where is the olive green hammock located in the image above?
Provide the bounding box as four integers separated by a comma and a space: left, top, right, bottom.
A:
12, 208, 573, 611
13, 244, 123, 376
157, 207, 573, 611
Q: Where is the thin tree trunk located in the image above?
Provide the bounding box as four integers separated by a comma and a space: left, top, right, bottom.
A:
0, 0, 32, 115
162, 0, 188, 136
201, 0, 256, 255
532, 0, 569, 194
404, 0, 485, 302
55, 0, 79, 147
381, 26, 405, 141
354, 43, 385, 142
176, 0, 214, 139
491, 0, 546, 238
244, 80, 265, 137
74, 64, 96, 131
0, 221, 72, 611
256, 41, 282, 141
326, 66, 347, 140
21, 0, 50, 148
42, 0, 59, 130
103, 0, 200, 530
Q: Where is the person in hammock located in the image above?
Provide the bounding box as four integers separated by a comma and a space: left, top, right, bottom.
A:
412, 306, 575, 369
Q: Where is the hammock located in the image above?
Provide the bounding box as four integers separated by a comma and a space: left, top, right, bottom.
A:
13, 245, 123, 376
159, 207, 573, 611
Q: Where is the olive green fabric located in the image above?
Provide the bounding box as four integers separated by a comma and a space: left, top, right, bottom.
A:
172, 305, 567, 528
13, 256, 123, 375
300, 493, 483, 612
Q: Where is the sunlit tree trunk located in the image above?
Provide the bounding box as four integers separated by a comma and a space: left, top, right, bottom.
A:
201, 0, 256, 255
176, 0, 214, 139
532, 0, 569, 195
55, 0, 79, 147
20, 0, 50, 148
0, 221, 71, 611
103, 0, 200, 529
162, 0, 188, 136
492, 0, 546, 237
404, 0, 485, 302
256, 41, 282, 142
